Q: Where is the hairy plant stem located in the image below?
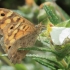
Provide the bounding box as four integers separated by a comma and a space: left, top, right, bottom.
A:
60, 59, 68, 68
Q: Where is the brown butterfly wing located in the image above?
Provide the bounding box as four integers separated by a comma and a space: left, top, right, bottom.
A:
0, 8, 42, 63
3, 22, 36, 52
5, 21, 38, 63
8, 29, 39, 63
0, 8, 35, 50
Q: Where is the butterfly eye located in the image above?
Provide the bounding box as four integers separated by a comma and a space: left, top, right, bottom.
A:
8, 46, 11, 49
1, 13, 5, 16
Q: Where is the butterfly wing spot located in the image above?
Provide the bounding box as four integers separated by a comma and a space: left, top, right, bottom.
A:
1, 13, 5, 16
25, 26, 29, 31
17, 18, 20, 21
8, 46, 11, 49
0, 19, 11, 29
10, 26, 13, 29
15, 30, 24, 40
23, 25, 26, 29
13, 16, 20, 22
4, 19, 11, 23
23, 20, 25, 23
0, 11, 5, 17
23, 25, 29, 31
6, 11, 13, 17
8, 25, 14, 34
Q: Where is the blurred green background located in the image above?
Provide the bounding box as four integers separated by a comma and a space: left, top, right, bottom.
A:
0, 0, 70, 15
0, 0, 70, 70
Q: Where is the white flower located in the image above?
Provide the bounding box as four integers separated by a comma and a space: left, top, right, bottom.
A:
50, 27, 70, 45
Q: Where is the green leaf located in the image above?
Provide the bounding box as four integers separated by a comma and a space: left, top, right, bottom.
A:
43, 5, 60, 24
34, 58, 56, 70
56, 19, 70, 27
55, 43, 70, 60
33, 56, 64, 69
19, 47, 55, 53
46, 59, 64, 69
18, 6, 31, 14
15, 64, 27, 70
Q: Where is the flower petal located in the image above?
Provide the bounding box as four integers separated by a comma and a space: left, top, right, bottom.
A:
50, 27, 65, 45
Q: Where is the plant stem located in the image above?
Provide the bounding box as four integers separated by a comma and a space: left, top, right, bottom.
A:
60, 59, 68, 68
0, 52, 14, 66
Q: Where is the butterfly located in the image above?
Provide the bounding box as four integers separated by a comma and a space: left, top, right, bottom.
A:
0, 8, 43, 63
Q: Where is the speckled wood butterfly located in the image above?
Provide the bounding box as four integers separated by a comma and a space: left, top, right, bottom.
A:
0, 8, 42, 63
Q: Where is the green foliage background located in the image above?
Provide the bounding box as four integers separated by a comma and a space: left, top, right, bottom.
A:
0, 0, 70, 70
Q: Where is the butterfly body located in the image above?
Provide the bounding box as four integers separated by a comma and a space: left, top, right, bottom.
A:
0, 8, 42, 63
